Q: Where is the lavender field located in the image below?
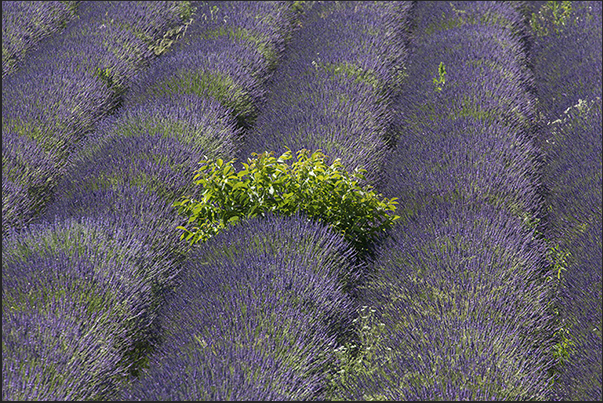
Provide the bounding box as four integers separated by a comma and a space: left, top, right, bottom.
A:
2, 1, 601, 400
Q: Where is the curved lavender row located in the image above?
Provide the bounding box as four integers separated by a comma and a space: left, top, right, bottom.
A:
42, 184, 198, 293
1, 1, 79, 77
336, 2, 557, 399
43, 93, 240, 268
413, 1, 534, 61
1, 1, 192, 236
2, 218, 159, 400
527, 1, 602, 399
342, 201, 555, 400
543, 100, 602, 243
240, 1, 413, 188
2, 54, 113, 235
386, 62, 543, 217
2, 129, 62, 232
555, 203, 603, 400
385, 0, 546, 262
223, 1, 413, 398
50, 97, 236, 208
124, 1, 297, 131
121, 213, 357, 400
124, 35, 265, 133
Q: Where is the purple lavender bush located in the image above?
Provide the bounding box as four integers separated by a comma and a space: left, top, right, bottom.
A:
530, 1, 602, 118
240, 1, 413, 189
333, 201, 557, 400
383, 116, 544, 224
120, 213, 357, 401
338, 1, 558, 399
2, 217, 159, 400
2, 129, 61, 233
104, 93, 240, 159
2, 56, 114, 161
2, 1, 78, 77
47, 112, 230, 206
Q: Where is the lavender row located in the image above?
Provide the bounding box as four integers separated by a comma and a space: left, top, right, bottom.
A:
2, 1, 79, 77
121, 213, 357, 400
240, 1, 413, 188
3, 1, 302, 399
336, 2, 557, 399
527, 1, 602, 399
544, 101, 602, 401
339, 201, 555, 400
2, 1, 193, 236
229, 1, 414, 397
123, 1, 299, 131
2, 215, 162, 400
382, 0, 545, 222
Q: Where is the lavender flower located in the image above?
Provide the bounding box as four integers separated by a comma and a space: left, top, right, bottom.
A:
121, 213, 357, 400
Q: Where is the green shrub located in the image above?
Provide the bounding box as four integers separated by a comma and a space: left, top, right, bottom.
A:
172, 148, 400, 256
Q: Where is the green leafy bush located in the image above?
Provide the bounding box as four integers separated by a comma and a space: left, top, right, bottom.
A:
172, 148, 400, 255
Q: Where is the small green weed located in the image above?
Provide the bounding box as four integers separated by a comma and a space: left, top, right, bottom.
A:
433, 61, 447, 92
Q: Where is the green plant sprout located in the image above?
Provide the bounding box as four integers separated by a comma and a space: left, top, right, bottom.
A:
433, 61, 447, 91
521, 209, 577, 387
325, 305, 392, 401
94, 66, 114, 87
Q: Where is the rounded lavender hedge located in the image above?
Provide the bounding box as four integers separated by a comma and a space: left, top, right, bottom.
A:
120, 212, 358, 400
